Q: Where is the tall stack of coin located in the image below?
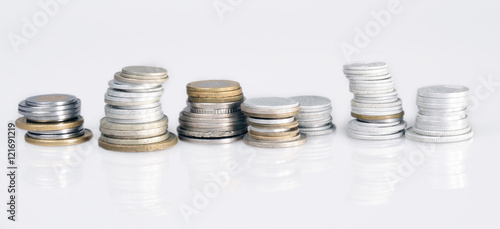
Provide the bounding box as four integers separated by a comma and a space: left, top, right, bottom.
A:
289, 95, 336, 136
99, 66, 177, 152
343, 62, 406, 140
177, 80, 248, 144
242, 97, 307, 148
406, 85, 473, 143
16, 94, 93, 146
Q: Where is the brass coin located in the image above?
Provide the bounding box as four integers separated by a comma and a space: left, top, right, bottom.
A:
187, 80, 240, 92
249, 118, 299, 129
188, 94, 244, 103
25, 129, 93, 146
248, 132, 301, 141
242, 110, 300, 119
249, 127, 299, 138
98, 132, 178, 152
187, 88, 242, 98
351, 111, 404, 120
16, 116, 84, 131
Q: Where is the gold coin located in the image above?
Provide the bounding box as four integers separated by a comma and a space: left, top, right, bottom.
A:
249, 127, 299, 138
25, 129, 93, 146
249, 118, 299, 129
351, 111, 404, 120
16, 116, 84, 131
188, 94, 244, 103
187, 88, 242, 98
242, 110, 300, 119
98, 132, 178, 152
247, 132, 301, 141
187, 80, 240, 92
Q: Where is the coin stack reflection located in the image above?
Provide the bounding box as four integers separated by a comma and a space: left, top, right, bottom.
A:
17, 94, 93, 146
406, 85, 473, 143
343, 62, 406, 140
98, 66, 177, 152
289, 95, 336, 136
242, 97, 307, 148
177, 80, 248, 144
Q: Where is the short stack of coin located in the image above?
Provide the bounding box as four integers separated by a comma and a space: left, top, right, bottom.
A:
16, 94, 93, 146
406, 85, 473, 143
98, 66, 177, 152
343, 62, 406, 140
242, 97, 307, 148
289, 95, 336, 136
177, 80, 248, 144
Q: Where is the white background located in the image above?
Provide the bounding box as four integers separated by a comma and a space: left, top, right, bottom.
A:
1, 0, 500, 228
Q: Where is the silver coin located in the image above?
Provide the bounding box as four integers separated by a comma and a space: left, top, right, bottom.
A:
351, 98, 402, 108
351, 109, 403, 116
243, 133, 307, 148
100, 125, 168, 139
350, 88, 395, 95
416, 113, 466, 122
19, 106, 81, 117
27, 128, 85, 140
105, 104, 162, 115
243, 97, 299, 110
354, 89, 398, 98
248, 117, 295, 125
178, 119, 246, 130
104, 94, 159, 106
414, 122, 469, 132
405, 127, 473, 143
348, 120, 406, 134
356, 117, 404, 123
25, 94, 77, 107
343, 62, 388, 71
176, 126, 248, 138
296, 110, 332, 120
110, 102, 161, 110
100, 132, 169, 145
241, 106, 300, 115
298, 116, 333, 128
299, 123, 336, 132
100, 116, 168, 130
289, 96, 331, 111
249, 126, 291, 133
353, 97, 399, 104
179, 113, 246, 124
114, 72, 168, 85
418, 109, 467, 117
29, 126, 84, 135
181, 108, 244, 119
121, 66, 167, 77
187, 100, 243, 109
105, 110, 164, 120
107, 88, 163, 98
418, 106, 467, 114
108, 80, 162, 92
18, 99, 80, 112
411, 126, 472, 137
24, 111, 80, 122
345, 72, 391, 80
416, 95, 468, 104
418, 85, 469, 98
190, 107, 241, 114
347, 129, 404, 140
178, 134, 245, 144
106, 113, 165, 124
416, 101, 467, 109
300, 124, 336, 136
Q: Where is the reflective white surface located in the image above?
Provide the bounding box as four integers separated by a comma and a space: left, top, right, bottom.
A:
1, 0, 500, 228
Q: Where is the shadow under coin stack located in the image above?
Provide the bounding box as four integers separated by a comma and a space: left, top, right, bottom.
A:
242, 97, 307, 148
98, 66, 177, 152
177, 80, 247, 144
344, 62, 406, 140
406, 85, 473, 143
16, 94, 93, 146
289, 95, 336, 136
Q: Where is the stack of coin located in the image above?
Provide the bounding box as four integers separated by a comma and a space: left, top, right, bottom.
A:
289, 95, 336, 136
343, 62, 406, 140
16, 94, 93, 146
242, 97, 307, 148
177, 80, 248, 144
98, 66, 177, 152
406, 85, 473, 143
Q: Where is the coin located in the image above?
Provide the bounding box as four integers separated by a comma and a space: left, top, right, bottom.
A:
27, 127, 85, 140
418, 85, 469, 98
248, 132, 301, 141
187, 100, 243, 109
247, 117, 295, 125
289, 96, 331, 111
187, 80, 240, 92
18, 99, 81, 112
107, 88, 163, 98
343, 62, 388, 71
188, 94, 244, 103
300, 124, 336, 136
114, 72, 168, 84
100, 132, 170, 145
108, 80, 161, 92
187, 88, 242, 98
100, 116, 168, 130
25, 129, 93, 146
249, 118, 299, 129
16, 116, 84, 131
25, 94, 77, 106
249, 127, 300, 138
100, 125, 168, 139
178, 134, 244, 144
243, 133, 307, 148
405, 127, 473, 143
122, 66, 167, 77
176, 126, 248, 138
99, 132, 178, 152
243, 97, 299, 110
347, 130, 404, 140
351, 112, 404, 120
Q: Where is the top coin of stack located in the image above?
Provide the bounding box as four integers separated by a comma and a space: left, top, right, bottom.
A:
177, 80, 248, 144
98, 66, 177, 152
242, 97, 307, 148
406, 85, 473, 143
16, 94, 93, 146
343, 62, 407, 140
289, 95, 336, 136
